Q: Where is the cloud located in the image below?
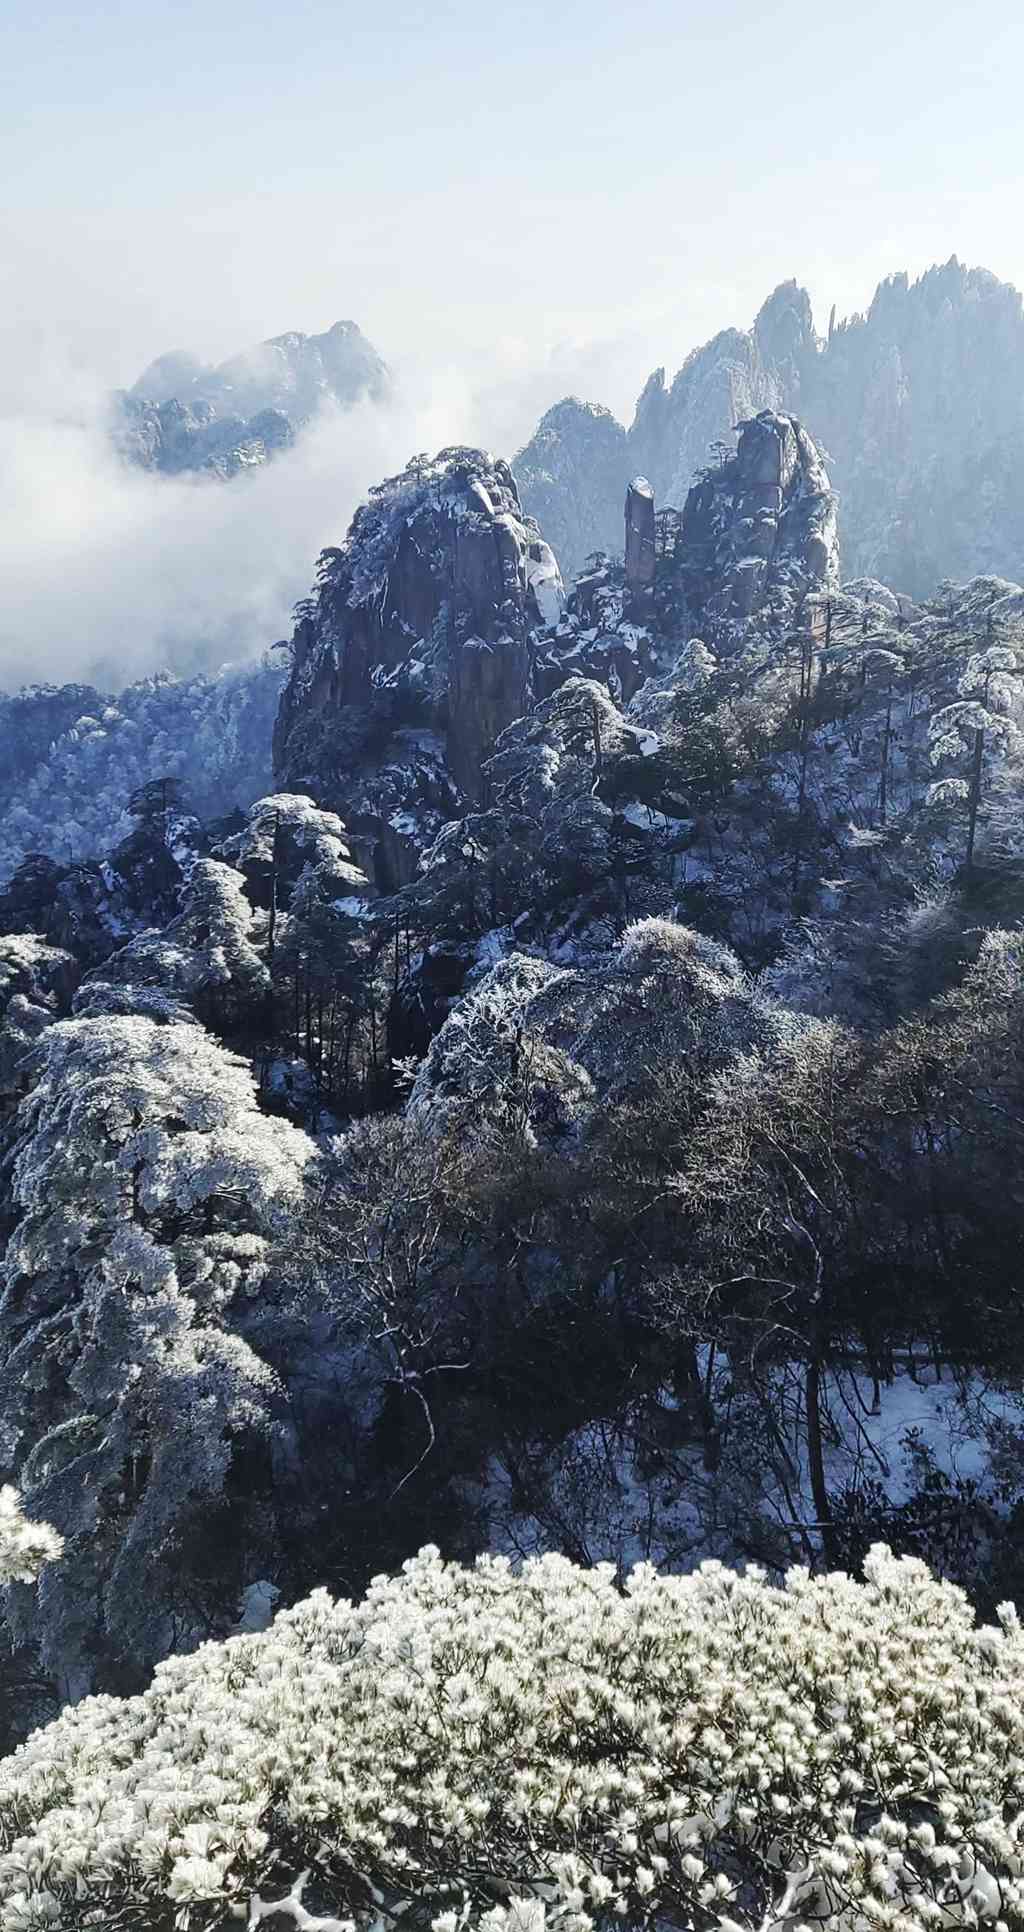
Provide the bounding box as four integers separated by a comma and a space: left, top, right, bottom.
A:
0, 314, 665, 697
0, 349, 486, 695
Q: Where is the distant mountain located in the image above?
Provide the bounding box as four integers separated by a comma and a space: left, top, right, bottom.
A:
113, 318, 389, 477
515, 260, 1024, 597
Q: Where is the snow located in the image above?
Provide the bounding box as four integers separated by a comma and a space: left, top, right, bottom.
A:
230, 1579, 280, 1633
526, 541, 565, 629
827, 1365, 1023, 1505
618, 801, 690, 836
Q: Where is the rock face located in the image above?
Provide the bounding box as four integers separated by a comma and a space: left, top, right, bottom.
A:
273, 448, 564, 884
114, 319, 388, 478
515, 260, 1024, 597
512, 399, 630, 580
542, 415, 838, 708
676, 411, 838, 643
115, 398, 297, 478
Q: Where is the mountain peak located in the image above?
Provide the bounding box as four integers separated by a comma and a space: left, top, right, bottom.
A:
116, 317, 389, 480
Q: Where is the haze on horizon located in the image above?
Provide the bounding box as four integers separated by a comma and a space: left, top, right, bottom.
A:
2, 0, 1023, 691
4, 0, 1024, 426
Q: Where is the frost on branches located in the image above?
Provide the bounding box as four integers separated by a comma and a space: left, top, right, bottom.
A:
2, 1545, 1024, 1932
0, 1488, 62, 1586
0, 1011, 311, 1692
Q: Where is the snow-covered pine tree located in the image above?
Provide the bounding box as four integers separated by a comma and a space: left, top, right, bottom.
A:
0, 1008, 311, 1695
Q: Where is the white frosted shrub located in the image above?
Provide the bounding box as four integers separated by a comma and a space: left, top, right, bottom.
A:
618, 917, 744, 994
3, 1544, 1024, 1931
0, 1487, 62, 1585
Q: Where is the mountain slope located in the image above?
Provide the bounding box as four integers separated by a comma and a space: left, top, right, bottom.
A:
515, 259, 1024, 595
0, 660, 285, 886
4, 417, 1024, 1733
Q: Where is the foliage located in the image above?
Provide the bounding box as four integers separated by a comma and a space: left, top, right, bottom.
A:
0, 1010, 311, 1691
0, 1491, 62, 1588
3, 1546, 1024, 1931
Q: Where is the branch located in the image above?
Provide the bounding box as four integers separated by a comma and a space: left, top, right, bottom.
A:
388, 1380, 437, 1499
249, 1872, 353, 1932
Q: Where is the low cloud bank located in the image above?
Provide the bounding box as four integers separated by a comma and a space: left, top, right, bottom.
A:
0, 316, 658, 695
0, 378, 474, 693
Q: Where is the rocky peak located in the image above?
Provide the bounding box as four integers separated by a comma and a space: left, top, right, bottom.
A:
515, 309, 803, 584
752, 281, 817, 370
511, 401, 629, 587
540, 414, 839, 705
672, 411, 834, 645
273, 448, 564, 884
200, 318, 389, 420
676, 411, 839, 644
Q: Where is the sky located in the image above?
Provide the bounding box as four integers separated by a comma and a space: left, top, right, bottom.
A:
2, 0, 1024, 687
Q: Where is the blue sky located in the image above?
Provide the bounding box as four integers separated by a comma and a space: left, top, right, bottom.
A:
3, 0, 1024, 432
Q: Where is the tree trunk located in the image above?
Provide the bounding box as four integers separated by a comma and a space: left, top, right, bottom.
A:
805, 1350, 837, 1568
965, 726, 984, 882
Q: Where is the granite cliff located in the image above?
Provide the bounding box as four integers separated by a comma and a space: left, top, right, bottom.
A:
515, 259, 1024, 597
272, 448, 564, 886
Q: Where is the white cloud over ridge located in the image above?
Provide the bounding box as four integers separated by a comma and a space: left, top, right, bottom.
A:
0, 378, 468, 695
0, 316, 659, 696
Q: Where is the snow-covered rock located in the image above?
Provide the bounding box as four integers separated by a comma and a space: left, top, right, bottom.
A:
273, 448, 565, 880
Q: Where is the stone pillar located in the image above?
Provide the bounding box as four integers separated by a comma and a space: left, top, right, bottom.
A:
624, 477, 656, 599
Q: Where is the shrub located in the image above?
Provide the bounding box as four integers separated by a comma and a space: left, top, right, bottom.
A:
2, 1545, 1024, 1931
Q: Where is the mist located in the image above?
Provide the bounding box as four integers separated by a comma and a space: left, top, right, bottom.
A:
0, 352, 482, 695
0, 315, 668, 697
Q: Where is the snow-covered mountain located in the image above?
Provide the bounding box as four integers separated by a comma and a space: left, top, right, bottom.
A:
3, 408, 1024, 1760
515, 259, 1024, 595
113, 318, 389, 477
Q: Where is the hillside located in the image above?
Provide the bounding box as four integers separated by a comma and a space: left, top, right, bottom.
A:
3, 398, 1024, 1923
0, 659, 285, 887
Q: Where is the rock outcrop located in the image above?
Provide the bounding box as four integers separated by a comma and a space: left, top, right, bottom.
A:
675, 411, 838, 643
624, 478, 656, 600
272, 448, 564, 885
548, 414, 838, 687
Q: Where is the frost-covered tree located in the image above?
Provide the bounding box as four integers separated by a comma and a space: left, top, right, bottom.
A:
927, 642, 1024, 879
2, 1544, 1024, 1932
0, 1009, 311, 1693
89, 858, 270, 1031
0, 1488, 62, 1586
